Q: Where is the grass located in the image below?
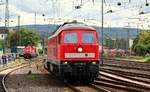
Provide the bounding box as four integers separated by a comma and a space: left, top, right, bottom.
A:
26, 74, 37, 80
26, 70, 37, 80
104, 54, 150, 62
117, 55, 144, 59
104, 55, 147, 62
144, 56, 150, 62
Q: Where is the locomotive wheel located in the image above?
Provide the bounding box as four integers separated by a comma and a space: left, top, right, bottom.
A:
44, 62, 48, 69
47, 62, 50, 71
87, 78, 94, 83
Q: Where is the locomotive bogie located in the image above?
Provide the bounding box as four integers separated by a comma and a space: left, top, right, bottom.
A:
60, 61, 99, 78
46, 60, 99, 81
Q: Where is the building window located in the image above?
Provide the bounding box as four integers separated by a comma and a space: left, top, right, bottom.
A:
1, 34, 3, 38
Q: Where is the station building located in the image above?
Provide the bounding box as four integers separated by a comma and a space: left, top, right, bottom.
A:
0, 27, 9, 40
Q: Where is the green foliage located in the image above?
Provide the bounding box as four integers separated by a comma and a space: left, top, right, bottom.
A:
144, 55, 150, 62
20, 28, 40, 46
38, 49, 43, 55
132, 31, 150, 56
26, 70, 37, 80
0, 39, 4, 48
7, 31, 17, 47
8, 28, 40, 47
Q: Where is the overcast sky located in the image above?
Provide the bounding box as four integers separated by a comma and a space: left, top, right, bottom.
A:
0, 0, 150, 28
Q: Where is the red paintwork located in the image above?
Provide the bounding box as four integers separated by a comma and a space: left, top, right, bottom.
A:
24, 45, 37, 54
47, 29, 100, 63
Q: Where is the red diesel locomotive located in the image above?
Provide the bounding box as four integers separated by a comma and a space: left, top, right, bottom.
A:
23, 45, 38, 59
45, 21, 100, 82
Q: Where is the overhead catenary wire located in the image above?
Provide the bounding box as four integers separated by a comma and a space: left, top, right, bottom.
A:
72, 0, 144, 18
37, 0, 150, 27
63, 0, 92, 18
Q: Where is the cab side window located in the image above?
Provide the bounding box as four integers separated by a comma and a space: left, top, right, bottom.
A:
58, 35, 61, 44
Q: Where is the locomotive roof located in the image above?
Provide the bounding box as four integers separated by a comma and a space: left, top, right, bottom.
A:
48, 22, 96, 39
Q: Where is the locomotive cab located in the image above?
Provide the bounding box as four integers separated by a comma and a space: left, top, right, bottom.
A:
60, 29, 99, 81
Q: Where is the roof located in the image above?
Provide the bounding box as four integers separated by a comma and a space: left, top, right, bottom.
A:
0, 27, 9, 34
48, 21, 96, 39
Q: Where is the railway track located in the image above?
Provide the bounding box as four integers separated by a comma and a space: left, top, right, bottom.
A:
2, 57, 149, 92
88, 83, 111, 92
98, 62, 150, 92
63, 81, 84, 92
101, 66, 150, 79
102, 64, 150, 71
85, 73, 150, 92
42, 58, 150, 92
1, 64, 28, 92
0, 59, 28, 92
0, 75, 5, 92
0, 56, 42, 92
24, 57, 150, 92
61, 68, 150, 92
63, 79, 110, 92
43, 65, 110, 92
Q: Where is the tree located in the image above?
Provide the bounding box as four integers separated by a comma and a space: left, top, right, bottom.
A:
7, 31, 17, 47
8, 28, 40, 47
0, 39, 4, 49
132, 31, 150, 56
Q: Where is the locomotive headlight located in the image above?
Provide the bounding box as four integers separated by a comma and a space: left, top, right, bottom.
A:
77, 47, 83, 52
64, 61, 68, 64
92, 62, 96, 64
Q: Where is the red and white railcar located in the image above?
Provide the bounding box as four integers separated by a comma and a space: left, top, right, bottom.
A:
46, 21, 100, 82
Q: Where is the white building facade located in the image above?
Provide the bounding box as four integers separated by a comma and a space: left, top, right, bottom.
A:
0, 27, 8, 40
